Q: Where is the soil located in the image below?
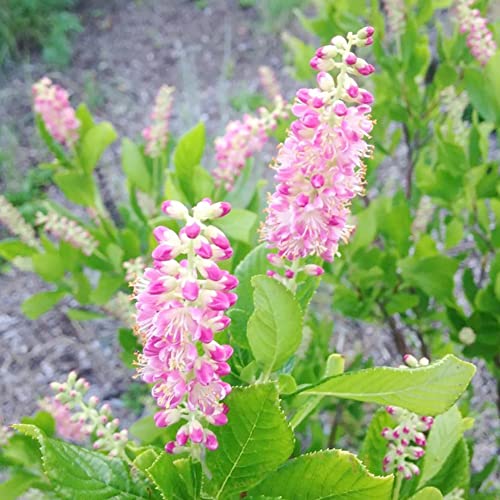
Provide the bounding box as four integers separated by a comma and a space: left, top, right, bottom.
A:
0, 0, 497, 484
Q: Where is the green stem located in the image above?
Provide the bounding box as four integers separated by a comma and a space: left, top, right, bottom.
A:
392, 473, 403, 500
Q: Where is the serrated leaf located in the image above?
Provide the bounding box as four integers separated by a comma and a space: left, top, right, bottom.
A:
297, 355, 475, 416
203, 384, 294, 499
248, 275, 303, 373
249, 449, 393, 499
80, 122, 118, 173
21, 290, 66, 319
146, 453, 195, 500
14, 424, 158, 499
122, 138, 152, 192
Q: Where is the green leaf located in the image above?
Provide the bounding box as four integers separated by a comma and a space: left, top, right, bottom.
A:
399, 256, 458, 304
80, 122, 118, 173
0, 471, 46, 500
213, 209, 258, 245
146, 453, 196, 500
66, 308, 105, 321
21, 290, 66, 319
423, 439, 469, 496
14, 424, 157, 499
75, 103, 95, 136
249, 450, 393, 499
248, 275, 303, 373
21, 411, 56, 437
445, 218, 464, 249
386, 293, 419, 315
89, 274, 123, 306
203, 384, 294, 499
234, 243, 270, 317
0, 239, 37, 260
129, 415, 166, 445
119, 328, 142, 368
409, 487, 443, 499
53, 171, 97, 206
122, 138, 152, 192
360, 409, 395, 475
418, 405, 463, 487
297, 355, 475, 416
173, 122, 206, 203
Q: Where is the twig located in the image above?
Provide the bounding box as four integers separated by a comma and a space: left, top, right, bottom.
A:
327, 404, 343, 449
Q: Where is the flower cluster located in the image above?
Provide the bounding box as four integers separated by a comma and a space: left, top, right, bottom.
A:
381, 355, 433, 479
124, 256, 146, 283
50, 371, 128, 457
103, 292, 135, 328
133, 199, 237, 458
382, 407, 434, 479
261, 28, 375, 265
142, 85, 175, 158
0, 195, 38, 247
259, 65, 282, 101
39, 397, 87, 443
35, 210, 98, 256
440, 86, 469, 147
455, 0, 497, 65
213, 96, 289, 191
32, 77, 80, 147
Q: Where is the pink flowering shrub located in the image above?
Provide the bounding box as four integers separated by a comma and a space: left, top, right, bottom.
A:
0, 9, 494, 498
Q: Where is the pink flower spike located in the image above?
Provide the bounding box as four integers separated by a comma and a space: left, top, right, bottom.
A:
133, 199, 236, 457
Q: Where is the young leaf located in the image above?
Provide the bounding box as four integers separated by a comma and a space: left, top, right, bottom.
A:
203, 384, 294, 499
21, 290, 66, 319
122, 138, 152, 193
80, 122, 118, 173
13, 424, 159, 499
247, 275, 303, 373
173, 122, 206, 203
296, 355, 475, 416
248, 450, 393, 499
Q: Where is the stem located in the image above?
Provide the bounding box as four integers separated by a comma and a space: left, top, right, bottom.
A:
392, 473, 403, 500
403, 123, 414, 199
378, 301, 407, 356
327, 404, 343, 448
